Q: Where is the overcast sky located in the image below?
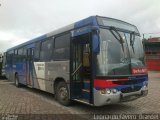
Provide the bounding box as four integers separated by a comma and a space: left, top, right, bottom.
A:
0, 0, 160, 52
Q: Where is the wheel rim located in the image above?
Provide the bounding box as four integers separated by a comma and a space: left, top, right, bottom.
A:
59, 87, 68, 100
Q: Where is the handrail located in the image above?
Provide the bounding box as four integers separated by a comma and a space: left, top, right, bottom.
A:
71, 63, 82, 76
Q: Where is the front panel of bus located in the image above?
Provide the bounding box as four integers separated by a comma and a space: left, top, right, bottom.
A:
93, 17, 148, 106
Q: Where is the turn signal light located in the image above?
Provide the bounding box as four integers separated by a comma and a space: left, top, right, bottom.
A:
111, 89, 118, 93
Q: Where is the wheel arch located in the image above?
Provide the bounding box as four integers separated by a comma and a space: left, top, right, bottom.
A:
53, 77, 71, 106
53, 77, 71, 98
54, 77, 67, 93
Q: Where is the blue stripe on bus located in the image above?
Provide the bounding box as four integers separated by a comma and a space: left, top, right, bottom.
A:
74, 16, 97, 28
128, 76, 148, 80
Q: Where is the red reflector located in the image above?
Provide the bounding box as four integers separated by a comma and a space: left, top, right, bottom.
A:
132, 68, 148, 74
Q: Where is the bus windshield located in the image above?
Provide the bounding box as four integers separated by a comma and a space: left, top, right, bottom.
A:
96, 28, 145, 76
125, 33, 145, 68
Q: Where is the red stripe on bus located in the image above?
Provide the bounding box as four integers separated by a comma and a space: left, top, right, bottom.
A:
94, 80, 119, 88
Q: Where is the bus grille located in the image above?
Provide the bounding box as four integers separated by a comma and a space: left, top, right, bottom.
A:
121, 86, 141, 93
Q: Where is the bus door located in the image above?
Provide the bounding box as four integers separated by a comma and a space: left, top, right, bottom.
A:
26, 48, 34, 87
71, 33, 92, 104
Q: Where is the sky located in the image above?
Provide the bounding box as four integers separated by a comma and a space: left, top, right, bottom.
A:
0, 0, 160, 52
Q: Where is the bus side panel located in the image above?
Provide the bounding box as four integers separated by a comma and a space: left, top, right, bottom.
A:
32, 61, 70, 94
45, 61, 70, 93
32, 62, 45, 90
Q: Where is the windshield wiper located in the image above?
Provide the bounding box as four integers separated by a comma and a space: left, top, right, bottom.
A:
130, 31, 135, 53
109, 26, 125, 52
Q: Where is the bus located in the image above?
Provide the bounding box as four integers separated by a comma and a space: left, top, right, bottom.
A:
4, 16, 148, 106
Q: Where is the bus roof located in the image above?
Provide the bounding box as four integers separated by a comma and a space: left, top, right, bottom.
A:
7, 15, 138, 52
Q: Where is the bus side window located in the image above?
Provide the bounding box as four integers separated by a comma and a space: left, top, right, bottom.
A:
40, 38, 53, 61
34, 42, 41, 61
53, 33, 70, 60
17, 48, 24, 62
23, 48, 27, 61
13, 49, 18, 64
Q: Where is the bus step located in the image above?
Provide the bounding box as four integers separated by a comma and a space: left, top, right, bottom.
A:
74, 99, 93, 106
82, 89, 90, 93
82, 89, 90, 99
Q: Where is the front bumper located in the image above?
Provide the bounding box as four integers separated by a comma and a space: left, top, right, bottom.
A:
93, 86, 148, 106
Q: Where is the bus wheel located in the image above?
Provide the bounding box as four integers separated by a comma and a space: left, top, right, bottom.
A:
15, 74, 20, 87
56, 82, 71, 106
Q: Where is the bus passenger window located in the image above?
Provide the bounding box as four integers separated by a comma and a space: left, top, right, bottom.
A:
54, 33, 70, 60
40, 39, 53, 61
34, 42, 41, 61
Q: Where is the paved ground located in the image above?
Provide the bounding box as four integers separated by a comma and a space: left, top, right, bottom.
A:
0, 71, 160, 120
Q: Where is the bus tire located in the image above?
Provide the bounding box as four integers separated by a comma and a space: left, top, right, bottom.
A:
56, 82, 71, 106
15, 74, 20, 87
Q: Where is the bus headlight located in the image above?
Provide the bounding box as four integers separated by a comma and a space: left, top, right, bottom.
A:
99, 89, 117, 94
99, 89, 111, 94
100, 89, 107, 94
106, 89, 111, 94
